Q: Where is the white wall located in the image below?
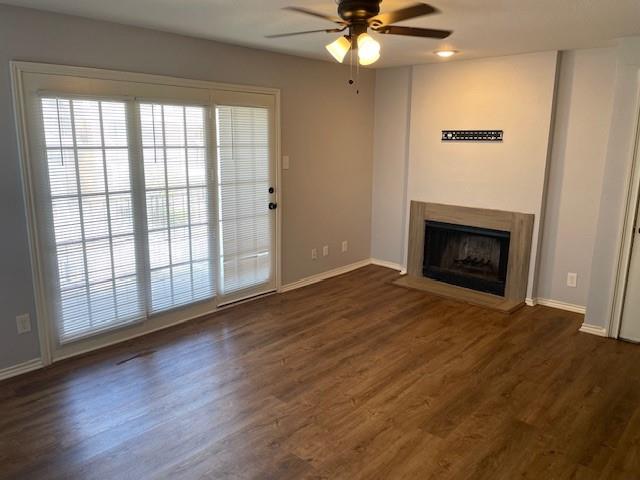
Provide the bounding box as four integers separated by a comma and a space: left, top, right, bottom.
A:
371, 67, 411, 267
586, 37, 640, 330
536, 48, 616, 307
0, 4, 375, 370
407, 52, 559, 299
371, 45, 639, 321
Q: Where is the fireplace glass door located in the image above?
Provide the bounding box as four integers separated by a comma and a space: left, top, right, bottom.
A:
423, 221, 510, 296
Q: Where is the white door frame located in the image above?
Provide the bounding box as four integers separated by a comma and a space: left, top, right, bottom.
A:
609, 87, 640, 338
211, 89, 281, 306
11, 61, 282, 366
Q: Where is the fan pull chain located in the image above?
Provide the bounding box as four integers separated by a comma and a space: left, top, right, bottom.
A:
348, 38, 354, 87
346, 37, 359, 95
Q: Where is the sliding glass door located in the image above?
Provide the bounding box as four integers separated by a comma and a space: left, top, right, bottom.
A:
18, 66, 279, 359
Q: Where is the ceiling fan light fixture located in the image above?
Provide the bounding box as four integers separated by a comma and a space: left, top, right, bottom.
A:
435, 49, 457, 58
358, 50, 380, 66
357, 33, 381, 66
325, 36, 351, 63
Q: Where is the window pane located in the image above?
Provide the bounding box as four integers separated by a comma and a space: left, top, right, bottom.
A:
73, 100, 102, 147
47, 149, 77, 197
41, 97, 142, 343
143, 149, 166, 188
77, 149, 105, 194
52, 197, 82, 243
101, 102, 128, 147
163, 105, 185, 147
167, 149, 187, 187
146, 190, 168, 230
148, 230, 170, 269
188, 148, 207, 186
82, 195, 109, 240
106, 149, 131, 192
169, 189, 189, 228
110, 193, 134, 236
140, 102, 215, 312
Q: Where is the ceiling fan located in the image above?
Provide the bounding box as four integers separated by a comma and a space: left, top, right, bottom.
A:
266, 0, 452, 66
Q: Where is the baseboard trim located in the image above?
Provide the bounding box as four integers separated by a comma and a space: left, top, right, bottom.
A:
579, 323, 608, 337
534, 298, 586, 314
279, 259, 372, 293
370, 258, 405, 272
0, 358, 43, 382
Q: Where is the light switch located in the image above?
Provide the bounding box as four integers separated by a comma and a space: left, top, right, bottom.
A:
282, 155, 290, 170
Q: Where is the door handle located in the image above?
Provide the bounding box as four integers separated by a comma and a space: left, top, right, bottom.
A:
269, 202, 278, 210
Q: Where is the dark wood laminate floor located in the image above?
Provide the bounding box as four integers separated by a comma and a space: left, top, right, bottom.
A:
1, 265, 640, 479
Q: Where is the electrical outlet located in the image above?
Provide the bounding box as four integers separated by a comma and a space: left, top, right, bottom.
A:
16, 313, 31, 334
567, 272, 578, 288
341, 240, 348, 253
311, 248, 317, 260
323, 245, 329, 257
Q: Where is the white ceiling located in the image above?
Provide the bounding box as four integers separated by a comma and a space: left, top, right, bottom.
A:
4, 0, 640, 67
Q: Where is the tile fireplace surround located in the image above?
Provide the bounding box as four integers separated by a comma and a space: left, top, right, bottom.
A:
394, 201, 534, 313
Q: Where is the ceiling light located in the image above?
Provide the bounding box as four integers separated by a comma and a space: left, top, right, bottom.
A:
435, 50, 457, 58
325, 36, 351, 63
357, 33, 381, 66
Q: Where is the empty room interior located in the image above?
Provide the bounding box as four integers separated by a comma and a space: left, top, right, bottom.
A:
2, 0, 640, 478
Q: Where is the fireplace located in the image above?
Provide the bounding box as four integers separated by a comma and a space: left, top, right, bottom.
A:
423, 221, 510, 296
395, 201, 534, 313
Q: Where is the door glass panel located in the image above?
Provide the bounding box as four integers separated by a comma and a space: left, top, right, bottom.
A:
215, 105, 273, 295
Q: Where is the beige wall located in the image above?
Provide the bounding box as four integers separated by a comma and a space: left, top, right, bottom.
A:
0, 4, 375, 369
371, 67, 412, 266
536, 48, 616, 307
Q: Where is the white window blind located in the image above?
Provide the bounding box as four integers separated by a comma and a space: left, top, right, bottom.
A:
41, 97, 143, 342
139, 103, 215, 312
216, 105, 272, 294
31, 83, 275, 348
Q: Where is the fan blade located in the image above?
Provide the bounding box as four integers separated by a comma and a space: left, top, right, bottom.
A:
374, 25, 452, 39
284, 6, 345, 24
369, 3, 439, 26
266, 27, 345, 38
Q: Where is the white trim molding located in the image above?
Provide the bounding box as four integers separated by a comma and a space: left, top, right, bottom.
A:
279, 259, 371, 293
370, 258, 405, 273
0, 358, 43, 382
579, 323, 608, 337
534, 298, 586, 314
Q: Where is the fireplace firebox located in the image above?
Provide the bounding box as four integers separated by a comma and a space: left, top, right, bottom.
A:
423, 221, 510, 296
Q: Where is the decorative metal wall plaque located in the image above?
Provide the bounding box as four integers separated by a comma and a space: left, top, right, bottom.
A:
441, 130, 503, 142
